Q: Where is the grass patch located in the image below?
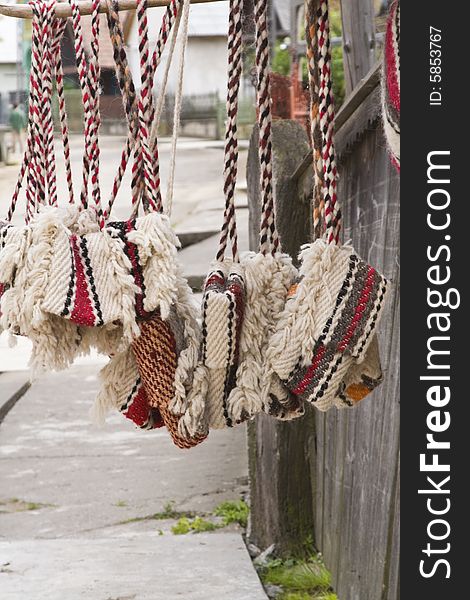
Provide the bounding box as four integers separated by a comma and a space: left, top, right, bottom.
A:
214, 500, 249, 528
115, 500, 128, 508
259, 556, 337, 600
0, 498, 54, 513
117, 502, 196, 525
171, 516, 220, 535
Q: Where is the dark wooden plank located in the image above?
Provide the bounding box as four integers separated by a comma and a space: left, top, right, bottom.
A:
340, 0, 377, 94
247, 120, 316, 555
291, 63, 381, 182
335, 63, 381, 131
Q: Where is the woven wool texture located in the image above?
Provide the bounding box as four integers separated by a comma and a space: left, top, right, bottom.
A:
226, 252, 304, 424
0, 206, 182, 373
95, 345, 164, 430
92, 264, 204, 440
267, 241, 388, 411
382, 0, 400, 170
132, 313, 207, 449
187, 261, 245, 431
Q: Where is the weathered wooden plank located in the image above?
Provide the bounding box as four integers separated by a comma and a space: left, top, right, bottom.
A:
247, 120, 316, 555
291, 63, 381, 181
340, 0, 377, 94
320, 127, 400, 600
247, 77, 399, 600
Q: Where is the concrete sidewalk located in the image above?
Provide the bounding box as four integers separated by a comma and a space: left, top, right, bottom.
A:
0, 367, 267, 600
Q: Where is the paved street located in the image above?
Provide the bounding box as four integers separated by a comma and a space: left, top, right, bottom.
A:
0, 368, 266, 599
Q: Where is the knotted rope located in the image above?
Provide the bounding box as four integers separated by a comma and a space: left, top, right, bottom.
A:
105, 0, 183, 217
314, 0, 341, 244
255, 0, 279, 256
216, 0, 243, 263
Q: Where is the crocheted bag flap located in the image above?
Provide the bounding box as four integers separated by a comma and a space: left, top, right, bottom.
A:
282, 244, 388, 409
132, 313, 208, 449
200, 263, 245, 429
39, 211, 179, 333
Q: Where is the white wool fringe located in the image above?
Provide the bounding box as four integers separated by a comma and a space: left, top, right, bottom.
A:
267, 239, 346, 381
226, 252, 297, 423
127, 212, 180, 319
92, 345, 140, 424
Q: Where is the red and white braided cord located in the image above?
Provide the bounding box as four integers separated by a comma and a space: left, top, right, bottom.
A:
88, 0, 104, 226
66, 0, 95, 209
132, 0, 158, 212
52, 18, 74, 205
255, 0, 279, 255
29, 0, 47, 210
42, 0, 58, 207
216, 0, 243, 263
316, 0, 341, 244
106, 0, 181, 216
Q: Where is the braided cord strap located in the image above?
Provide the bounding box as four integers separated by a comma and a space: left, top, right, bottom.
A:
216, 0, 243, 263
6, 6, 72, 223
132, 0, 159, 212
29, 1, 48, 210
7, 1, 44, 222
52, 18, 74, 205
41, 0, 58, 208
316, 0, 341, 244
66, 0, 95, 210
87, 0, 104, 227
255, 0, 278, 255
106, 0, 182, 217
305, 0, 324, 240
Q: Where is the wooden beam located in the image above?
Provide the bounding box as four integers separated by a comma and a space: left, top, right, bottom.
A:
0, 0, 223, 19
291, 61, 381, 181
340, 0, 376, 95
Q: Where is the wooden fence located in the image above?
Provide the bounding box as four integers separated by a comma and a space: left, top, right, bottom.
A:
246, 2, 399, 599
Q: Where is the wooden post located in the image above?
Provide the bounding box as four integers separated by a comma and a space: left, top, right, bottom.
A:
340, 0, 376, 94
247, 119, 317, 556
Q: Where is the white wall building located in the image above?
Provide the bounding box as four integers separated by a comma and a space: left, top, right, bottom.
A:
0, 10, 21, 97
126, 1, 230, 100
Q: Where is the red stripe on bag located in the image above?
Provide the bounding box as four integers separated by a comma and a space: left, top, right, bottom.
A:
293, 344, 327, 396
125, 219, 151, 319
70, 235, 96, 327
124, 386, 164, 429
337, 267, 376, 353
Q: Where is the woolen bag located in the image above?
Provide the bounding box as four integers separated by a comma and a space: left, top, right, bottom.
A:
0, 0, 181, 375
182, 0, 247, 433
90, 0, 206, 449
224, 0, 304, 425
183, 0, 304, 438
382, 0, 400, 170
267, 0, 389, 411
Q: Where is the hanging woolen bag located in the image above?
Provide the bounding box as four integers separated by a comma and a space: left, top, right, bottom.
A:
382, 0, 400, 170
180, 0, 247, 434
93, 0, 187, 432
0, 0, 182, 375
267, 0, 389, 411
123, 0, 207, 449
182, 0, 304, 438
225, 0, 304, 425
